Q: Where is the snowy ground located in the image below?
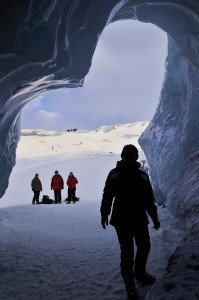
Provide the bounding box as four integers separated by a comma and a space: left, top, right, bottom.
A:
0, 123, 183, 299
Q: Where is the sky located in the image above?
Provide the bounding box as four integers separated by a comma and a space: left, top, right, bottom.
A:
21, 20, 168, 131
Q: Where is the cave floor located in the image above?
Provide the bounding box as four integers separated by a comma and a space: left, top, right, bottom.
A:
0, 156, 183, 299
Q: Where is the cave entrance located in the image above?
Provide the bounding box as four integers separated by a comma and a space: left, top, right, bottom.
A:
0, 20, 167, 207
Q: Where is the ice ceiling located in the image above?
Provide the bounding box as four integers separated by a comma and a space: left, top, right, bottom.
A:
0, 0, 199, 199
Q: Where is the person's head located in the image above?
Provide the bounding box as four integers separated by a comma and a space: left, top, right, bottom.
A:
121, 144, 139, 163
69, 172, 74, 177
55, 170, 59, 175
35, 173, 39, 178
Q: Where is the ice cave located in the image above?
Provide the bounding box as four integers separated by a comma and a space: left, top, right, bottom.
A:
0, 1, 198, 299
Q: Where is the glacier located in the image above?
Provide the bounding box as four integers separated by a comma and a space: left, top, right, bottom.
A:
0, 0, 199, 298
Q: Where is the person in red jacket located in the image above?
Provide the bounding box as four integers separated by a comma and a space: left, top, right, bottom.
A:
51, 170, 64, 204
66, 172, 78, 203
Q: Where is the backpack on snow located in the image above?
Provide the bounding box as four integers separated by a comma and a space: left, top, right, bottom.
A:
41, 195, 54, 204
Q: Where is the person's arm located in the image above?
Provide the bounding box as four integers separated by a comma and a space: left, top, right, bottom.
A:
144, 174, 160, 230
75, 177, 78, 184
100, 170, 116, 229
31, 180, 34, 191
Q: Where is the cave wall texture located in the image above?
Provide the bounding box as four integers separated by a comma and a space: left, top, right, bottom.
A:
0, 0, 198, 203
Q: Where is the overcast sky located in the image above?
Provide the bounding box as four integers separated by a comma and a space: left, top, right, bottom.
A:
21, 20, 167, 130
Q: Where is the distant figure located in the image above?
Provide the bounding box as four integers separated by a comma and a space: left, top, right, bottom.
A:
51, 170, 64, 204
101, 145, 160, 299
31, 173, 42, 204
66, 172, 78, 203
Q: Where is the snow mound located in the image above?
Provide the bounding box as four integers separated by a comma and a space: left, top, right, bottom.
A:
21, 129, 64, 137
126, 122, 148, 128
95, 122, 148, 134
17, 122, 148, 161
95, 125, 116, 133
123, 134, 139, 139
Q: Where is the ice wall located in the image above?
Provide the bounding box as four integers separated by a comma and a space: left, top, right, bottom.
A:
146, 151, 199, 299
139, 36, 199, 202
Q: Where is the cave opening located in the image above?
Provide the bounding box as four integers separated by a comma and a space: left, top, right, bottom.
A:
0, 18, 168, 207
2, 20, 168, 206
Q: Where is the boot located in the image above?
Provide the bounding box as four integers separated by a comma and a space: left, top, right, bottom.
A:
135, 273, 156, 285
126, 284, 139, 299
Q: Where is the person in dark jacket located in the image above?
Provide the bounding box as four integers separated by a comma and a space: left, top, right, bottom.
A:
31, 173, 42, 204
66, 172, 78, 203
51, 170, 64, 204
101, 145, 160, 300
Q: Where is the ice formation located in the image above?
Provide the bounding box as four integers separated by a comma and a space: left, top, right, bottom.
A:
0, 1, 198, 297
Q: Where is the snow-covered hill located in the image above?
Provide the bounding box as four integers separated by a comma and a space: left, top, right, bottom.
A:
18, 122, 148, 160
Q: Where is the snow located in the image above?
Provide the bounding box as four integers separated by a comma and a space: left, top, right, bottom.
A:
0, 123, 183, 299
16, 122, 148, 162
21, 129, 64, 137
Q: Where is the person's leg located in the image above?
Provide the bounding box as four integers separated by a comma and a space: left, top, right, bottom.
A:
72, 188, 76, 202
54, 190, 58, 203
73, 188, 76, 197
32, 192, 36, 204
70, 188, 74, 201
58, 190, 61, 203
68, 189, 72, 202
36, 191, 40, 204
133, 225, 151, 277
116, 227, 135, 287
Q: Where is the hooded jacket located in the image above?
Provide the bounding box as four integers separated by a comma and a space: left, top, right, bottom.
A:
100, 160, 158, 227
31, 177, 42, 192
67, 176, 78, 189
51, 174, 64, 190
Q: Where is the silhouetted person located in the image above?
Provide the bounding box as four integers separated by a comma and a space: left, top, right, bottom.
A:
51, 170, 64, 204
66, 172, 78, 203
101, 145, 160, 299
31, 173, 42, 204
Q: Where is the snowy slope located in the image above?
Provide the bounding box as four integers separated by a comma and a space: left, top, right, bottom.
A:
18, 122, 148, 161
